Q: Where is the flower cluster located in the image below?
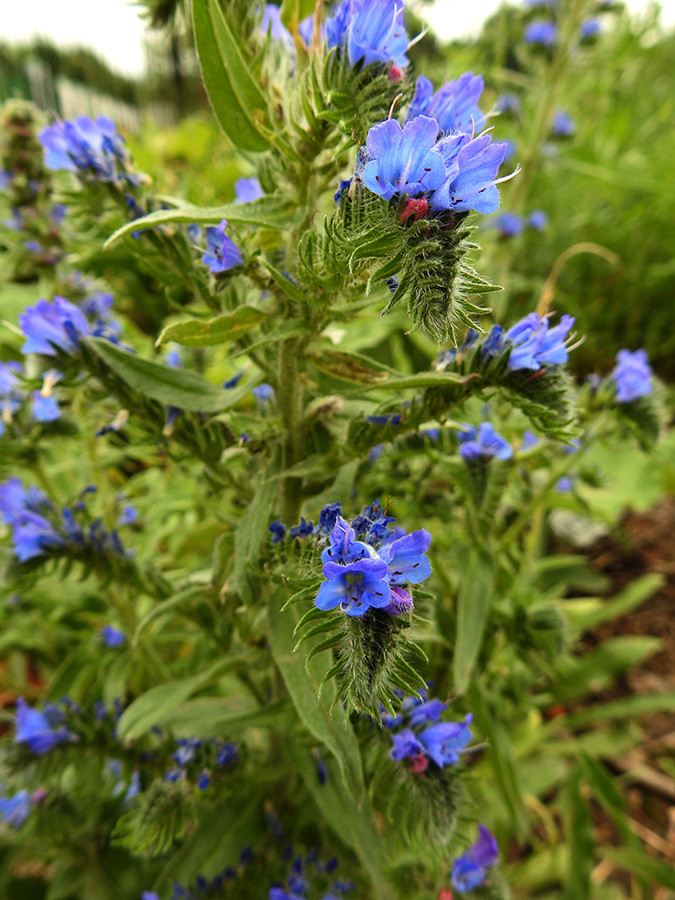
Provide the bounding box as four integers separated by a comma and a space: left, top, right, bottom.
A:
361, 115, 512, 215
39, 115, 134, 184
0, 478, 128, 563
387, 692, 473, 772
482, 312, 575, 371
450, 824, 499, 892
164, 737, 238, 790
324, 0, 409, 69
457, 423, 513, 461
611, 348, 652, 402
19, 291, 122, 360
314, 502, 431, 617
269, 851, 354, 900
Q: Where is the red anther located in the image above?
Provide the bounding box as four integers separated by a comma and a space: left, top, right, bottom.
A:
544, 703, 566, 719
409, 752, 429, 774
387, 65, 403, 82
439, 889, 453, 900
399, 197, 428, 223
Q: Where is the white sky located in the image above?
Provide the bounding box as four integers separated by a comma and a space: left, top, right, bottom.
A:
3, 0, 675, 77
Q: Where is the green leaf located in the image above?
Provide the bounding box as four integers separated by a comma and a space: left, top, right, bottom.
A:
357, 371, 476, 392
132, 585, 214, 642
286, 739, 394, 900
571, 573, 665, 631
268, 589, 365, 799
85, 337, 251, 413
156, 794, 265, 888
229, 476, 277, 598
562, 767, 593, 900
155, 697, 291, 738
453, 547, 494, 695
117, 659, 239, 740
560, 691, 675, 729
192, 0, 270, 151
600, 847, 675, 890
310, 349, 393, 384
551, 636, 662, 704
105, 196, 295, 246
156, 307, 268, 349
264, 259, 310, 305
578, 753, 640, 849
279, 0, 316, 32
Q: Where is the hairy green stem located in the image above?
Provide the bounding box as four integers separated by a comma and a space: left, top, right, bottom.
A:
277, 338, 304, 525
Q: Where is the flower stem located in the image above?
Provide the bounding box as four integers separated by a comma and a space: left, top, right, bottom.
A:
277, 337, 304, 525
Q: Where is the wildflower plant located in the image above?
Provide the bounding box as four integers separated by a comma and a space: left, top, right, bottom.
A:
0, 2, 668, 899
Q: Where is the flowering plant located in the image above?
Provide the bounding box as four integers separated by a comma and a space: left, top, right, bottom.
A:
0, 2, 667, 899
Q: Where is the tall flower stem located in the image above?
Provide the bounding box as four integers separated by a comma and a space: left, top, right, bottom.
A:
277, 337, 304, 525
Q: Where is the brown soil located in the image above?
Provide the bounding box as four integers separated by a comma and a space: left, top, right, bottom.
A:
575, 495, 675, 887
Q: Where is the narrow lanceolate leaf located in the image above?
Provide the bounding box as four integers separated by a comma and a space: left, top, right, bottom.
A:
105, 196, 295, 246
85, 337, 252, 413
453, 547, 494, 694
268, 589, 365, 799
192, 0, 270, 151
156, 307, 268, 349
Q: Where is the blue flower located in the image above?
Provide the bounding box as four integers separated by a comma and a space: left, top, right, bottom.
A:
457, 423, 512, 461
202, 220, 243, 274
528, 209, 548, 230
0, 361, 24, 430
521, 430, 539, 450
611, 349, 652, 402
318, 502, 342, 534
334, 178, 353, 203
253, 383, 275, 407
20, 296, 91, 356
407, 698, 448, 728
0, 478, 64, 561
493, 211, 524, 238
260, 4, 294, 49
315, 557, 390, 617
216, 742, 238, 766
39, 116, 129, 182
580, 18, 601, 39
524, 20, 557, 46
101, 625, 126, 647
556, 476, 574, 492
503, 312, 575, 370
290, 517, 314, 538
418, 714, 473, 767
408, 73, 485, 135
326, 0, 410, 68
0, 790, 31, 828
551, 109, 575, 138
14, 697, 73, 754
235, 176, 264, 202
366, 414, 402, 425
321, 516, 371, 565
379, 528, 432, 584
31, 392, 60, 422
451, 824, 499, 892
362, 116, 446, 202
429, 132, 511, 215
390, 728, 424, 761
269, 519, 287, 542
117, 504, 138, 526
494, 93, 520, 115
